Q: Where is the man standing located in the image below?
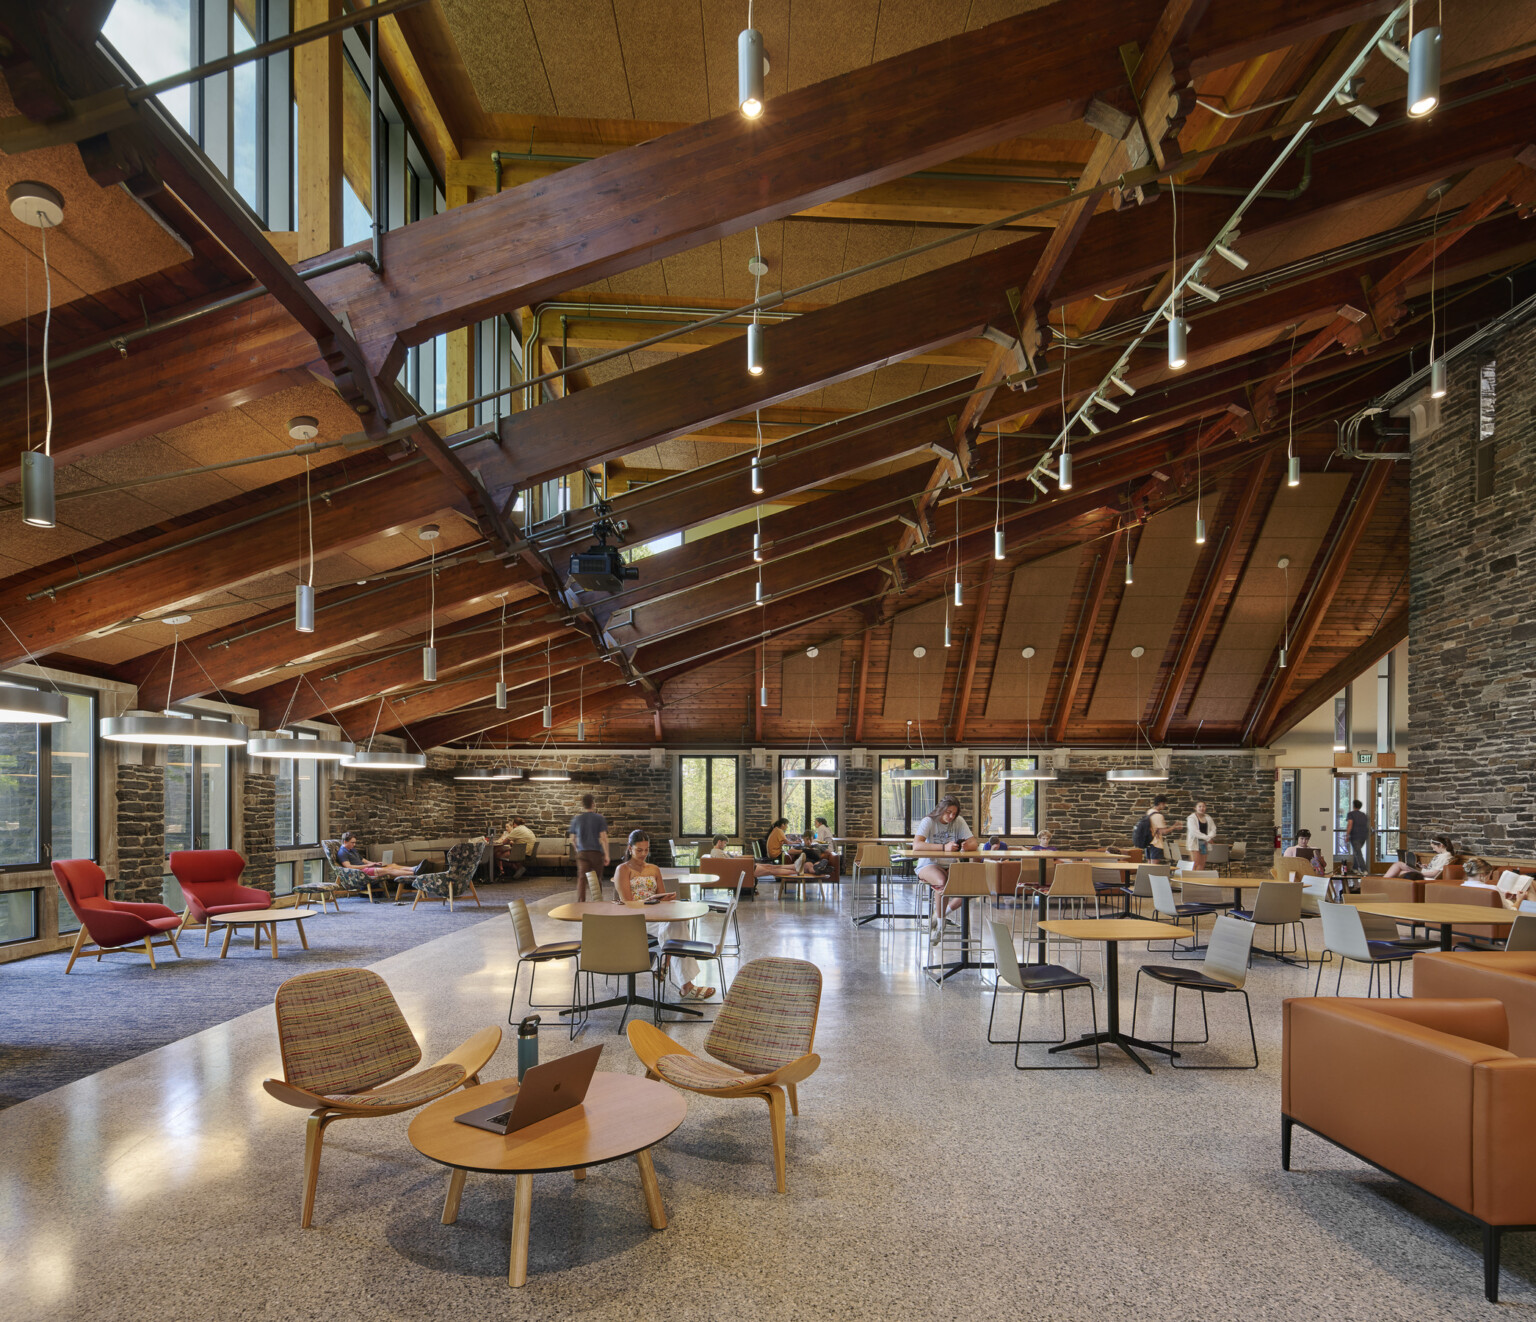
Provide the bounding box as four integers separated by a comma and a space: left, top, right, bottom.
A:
1345, 799, 1370, 873
568, 794, 609, 901
1145, 795, 1173, 863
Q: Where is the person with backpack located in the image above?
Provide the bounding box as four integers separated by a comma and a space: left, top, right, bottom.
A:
1134, 795, 1173, 862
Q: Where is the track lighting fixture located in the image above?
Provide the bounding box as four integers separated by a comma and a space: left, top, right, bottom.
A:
1028, 472, 1048, 494
1407, 25, 1441, 117
1213, 240, 1249, 272
1058, 449, 1073, 491
1109, 372, 1136, 397
1167, 315, 1188, 370
1081, 414, 1100, 435
1187, 278, 1221, 303
1093, 394, 1120, 414
1377, 36, 1410, 70
1334, 79, 1378, 127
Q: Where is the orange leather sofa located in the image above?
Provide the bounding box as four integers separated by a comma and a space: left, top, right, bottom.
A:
1282, 996, 1536, 1302
1414, 950, 1536, 1057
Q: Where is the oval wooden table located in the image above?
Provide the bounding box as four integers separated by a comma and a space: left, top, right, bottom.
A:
209, 907, 315, 958
1354, 900, 1515, 950
547, 900, 712, 1020
409, 1072, 686, 1287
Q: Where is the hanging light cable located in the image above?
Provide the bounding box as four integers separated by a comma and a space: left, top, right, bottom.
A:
0, 614, 71, 722
1194, 427, 1207, 545
576, 666, 586, 741
1278, 556, 1292, 669
754, 504, 764, 562
421, 527, 438, 681
1167, 177, 1188, 370
296, 455, 315, 632
10, 184, 63, 528
495, 594, 508, 708
953, 495, 962, 608
1125, 526, 1135, 585
1000, 647, 1058, 780
1428, 189, 1447, 398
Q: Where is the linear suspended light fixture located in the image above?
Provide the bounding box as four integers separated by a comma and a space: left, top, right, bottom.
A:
248, 732, 355, 760
454, 765, 520, 781
783, 764, 837, 780
10, 183, 64, 529
887, 763, 948, 781
1106, 766, 1167, 781
528, 766, 571, 782
0, 683, 69, 723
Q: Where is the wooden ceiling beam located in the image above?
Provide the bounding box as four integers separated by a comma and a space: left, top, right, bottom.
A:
1244, 457, 1395, 743
1149, 453, 1273, 740
1049, 531, 1122, 743
1260, 609, 1408, 746
951, 575, 995, 742
402, 670, 634, 750
247, 607, 575, 729
113, 554, 535, 703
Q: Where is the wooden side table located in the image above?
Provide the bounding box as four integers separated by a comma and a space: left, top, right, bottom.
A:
408, 1072, 686, 1286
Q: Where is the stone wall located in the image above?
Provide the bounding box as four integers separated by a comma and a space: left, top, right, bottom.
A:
241, 772, 277, 894
1408, 311, 1536, 856
842, 765, 877, 837
1043, 752, 1275, 868
327, 756, 461, 849
114, 763, 165, 904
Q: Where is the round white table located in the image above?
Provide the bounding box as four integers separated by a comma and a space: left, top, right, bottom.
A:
547, 900, 712, 1020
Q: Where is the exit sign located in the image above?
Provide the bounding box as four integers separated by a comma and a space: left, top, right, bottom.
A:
1355, 751, 1376, 766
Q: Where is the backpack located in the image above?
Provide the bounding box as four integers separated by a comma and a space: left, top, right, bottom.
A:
1132, 815, 1153, 849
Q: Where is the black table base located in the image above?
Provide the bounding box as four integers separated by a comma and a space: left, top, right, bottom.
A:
1045, 937, 1180, 1074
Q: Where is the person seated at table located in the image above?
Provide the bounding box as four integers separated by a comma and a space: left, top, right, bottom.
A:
983, 835, 1008, 851
495, 816, 537, 878
912, 793, 980, 943
336, 832, 426, 879
613, 831, 714, 1002
765, 818, 790, 864
812, 816, 834, 851
1383, 833, 1458, 880
1282, 829, 1327, 876
708, 835, 732, 858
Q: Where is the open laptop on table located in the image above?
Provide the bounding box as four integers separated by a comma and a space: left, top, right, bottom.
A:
454, 1045, 604, 1136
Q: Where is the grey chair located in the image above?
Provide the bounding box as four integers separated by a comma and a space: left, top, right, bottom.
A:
1231, 880, 1309, 964
1314, 901, 1415, 997
1150, 872, 1218, 959
986, 921, 1099, 1069
506, 899, 579, 1015
1505, 912, 1536, 952
570, 913, 657, 1039
319, 837, 383, 903
657, 892, 741, 1021
1130, 915, 1258, 1069
1130, 863, 1170, 917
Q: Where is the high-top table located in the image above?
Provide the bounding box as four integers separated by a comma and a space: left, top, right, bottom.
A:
409, 1073, 685, 1287
549, 900, 711, 1019
1037, 918, 1192, 1072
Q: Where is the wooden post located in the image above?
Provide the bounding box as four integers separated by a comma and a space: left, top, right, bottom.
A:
443, 182, 474, 436
294, 0, 342, 259
853, 628, 872, 743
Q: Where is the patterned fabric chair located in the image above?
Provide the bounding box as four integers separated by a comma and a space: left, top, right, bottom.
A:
262, 967, 501, 1227
411, 841, 485, 911
627, 957, 822, 1192
52, 858, 183, 972
319, 838, 382, 904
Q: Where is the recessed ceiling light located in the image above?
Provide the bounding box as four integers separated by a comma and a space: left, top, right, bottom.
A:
163, 614, 192, 626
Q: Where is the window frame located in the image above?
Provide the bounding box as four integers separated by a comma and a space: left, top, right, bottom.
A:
0, 679, 98, 874
272, 739, 325, 851
777, 755, 839, 837
879, 756, 941, 837
976, 755, 1041, 838
163, 724, 233, 856
677, 754, 739, 840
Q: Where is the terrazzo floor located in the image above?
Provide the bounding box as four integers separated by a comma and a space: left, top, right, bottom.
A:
0, 886, 1529, 1321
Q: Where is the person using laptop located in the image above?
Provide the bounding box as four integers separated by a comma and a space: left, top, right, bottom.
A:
614, 831, 714, 1003
336, 832, 427, 881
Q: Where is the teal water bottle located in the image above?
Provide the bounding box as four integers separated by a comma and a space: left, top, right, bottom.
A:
517, 1015, 540, 1080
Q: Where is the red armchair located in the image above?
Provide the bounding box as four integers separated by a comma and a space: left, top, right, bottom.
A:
53, 859, 183, 972
169, 849, 271, 946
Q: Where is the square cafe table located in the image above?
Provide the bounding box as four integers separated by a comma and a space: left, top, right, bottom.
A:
1354, 901, 1515, 951
1036, 918, 1191, 1072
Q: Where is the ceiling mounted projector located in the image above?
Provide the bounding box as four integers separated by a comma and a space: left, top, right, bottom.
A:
568, 500, 640, 594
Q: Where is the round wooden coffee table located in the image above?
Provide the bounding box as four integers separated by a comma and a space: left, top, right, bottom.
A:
209, 907, 315, 958
408, 1072, 686, 1286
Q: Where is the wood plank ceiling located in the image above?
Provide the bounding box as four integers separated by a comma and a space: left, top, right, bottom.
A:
0, 0, 1533, 753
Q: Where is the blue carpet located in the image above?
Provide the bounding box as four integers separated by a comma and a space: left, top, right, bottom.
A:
0, 878, 567, 1109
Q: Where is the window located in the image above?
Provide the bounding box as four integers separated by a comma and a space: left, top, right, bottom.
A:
165, 741, 229, 854
880, 757, 939, 837
779, 757, 837, 836
1376, 652, 1395, 753
978, 756, 1040, 837
274, 756, 322, 849
1374, 774, 1403, 865
0, 890, 39, 946
1281, 770, 1301, 846
1332, 692, 1350, 751
0, 683, 96, 871
1475, 359, 1496, 502
679, 756, 737, 838
102, 0, 294, 228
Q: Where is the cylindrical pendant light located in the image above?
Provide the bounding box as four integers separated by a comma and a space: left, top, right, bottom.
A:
576, 720, 586, 741
1167, 315, 1188, 370
954, 578, 962, 608
295, 582, 314, 633
1058, 449, 1073, 491
21, 450, 55, 528
1287, 454, 1301, 487
993, 525, 1005, 560
759, 681, 768, 707
746, 321, 764, 376
944, 622, 951, 649
753, 530, 763, 562
1278, 646, 1288, 670
1195, 516, 1207, 546
542, 702, 552, 728
738, 26, 765, 118
1429, 357, 1447, 399
1125, 542, 1134, 585
1407, 26, 1441, 117
495, 593, 508, 708
755, 574, 763, 603
422, 646, 437, 682
750, 456, 764, 494
495, 681, 507, 710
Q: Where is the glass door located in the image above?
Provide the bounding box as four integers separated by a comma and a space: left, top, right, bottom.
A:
1374, 774, 1404, 868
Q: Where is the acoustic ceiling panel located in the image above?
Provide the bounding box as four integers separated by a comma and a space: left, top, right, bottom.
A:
984, 544, 1083, 721
882, 596, 947, 723
1188, 472, 1353, 724
780, 640, 842, 717
1086, 501, 1208, 723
